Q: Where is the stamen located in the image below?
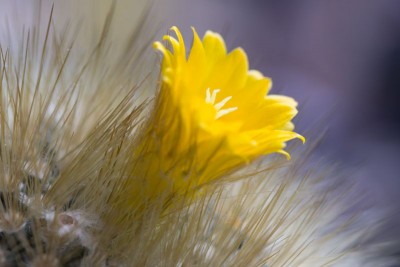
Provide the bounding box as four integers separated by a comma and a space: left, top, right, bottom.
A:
205, 88, 220, 104
216, 107, 238, 119
214, 96, 232, 110
205, 88, 238, 119
206, 88, 212, 103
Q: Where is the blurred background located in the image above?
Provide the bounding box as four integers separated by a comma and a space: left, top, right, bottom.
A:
1, 0, 399, 252
164, 0, 400, 231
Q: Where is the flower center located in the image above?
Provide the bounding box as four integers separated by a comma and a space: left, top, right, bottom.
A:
205, 88, 238, 119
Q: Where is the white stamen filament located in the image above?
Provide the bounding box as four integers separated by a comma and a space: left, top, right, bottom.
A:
205, 88, 220, 104
216, 107, 238, 119
205, 88, 238, 119
214, 96, 232, 110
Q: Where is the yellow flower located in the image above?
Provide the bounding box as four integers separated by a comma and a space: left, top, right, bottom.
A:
125, 27, 304, 206
153, 27, 303, 162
